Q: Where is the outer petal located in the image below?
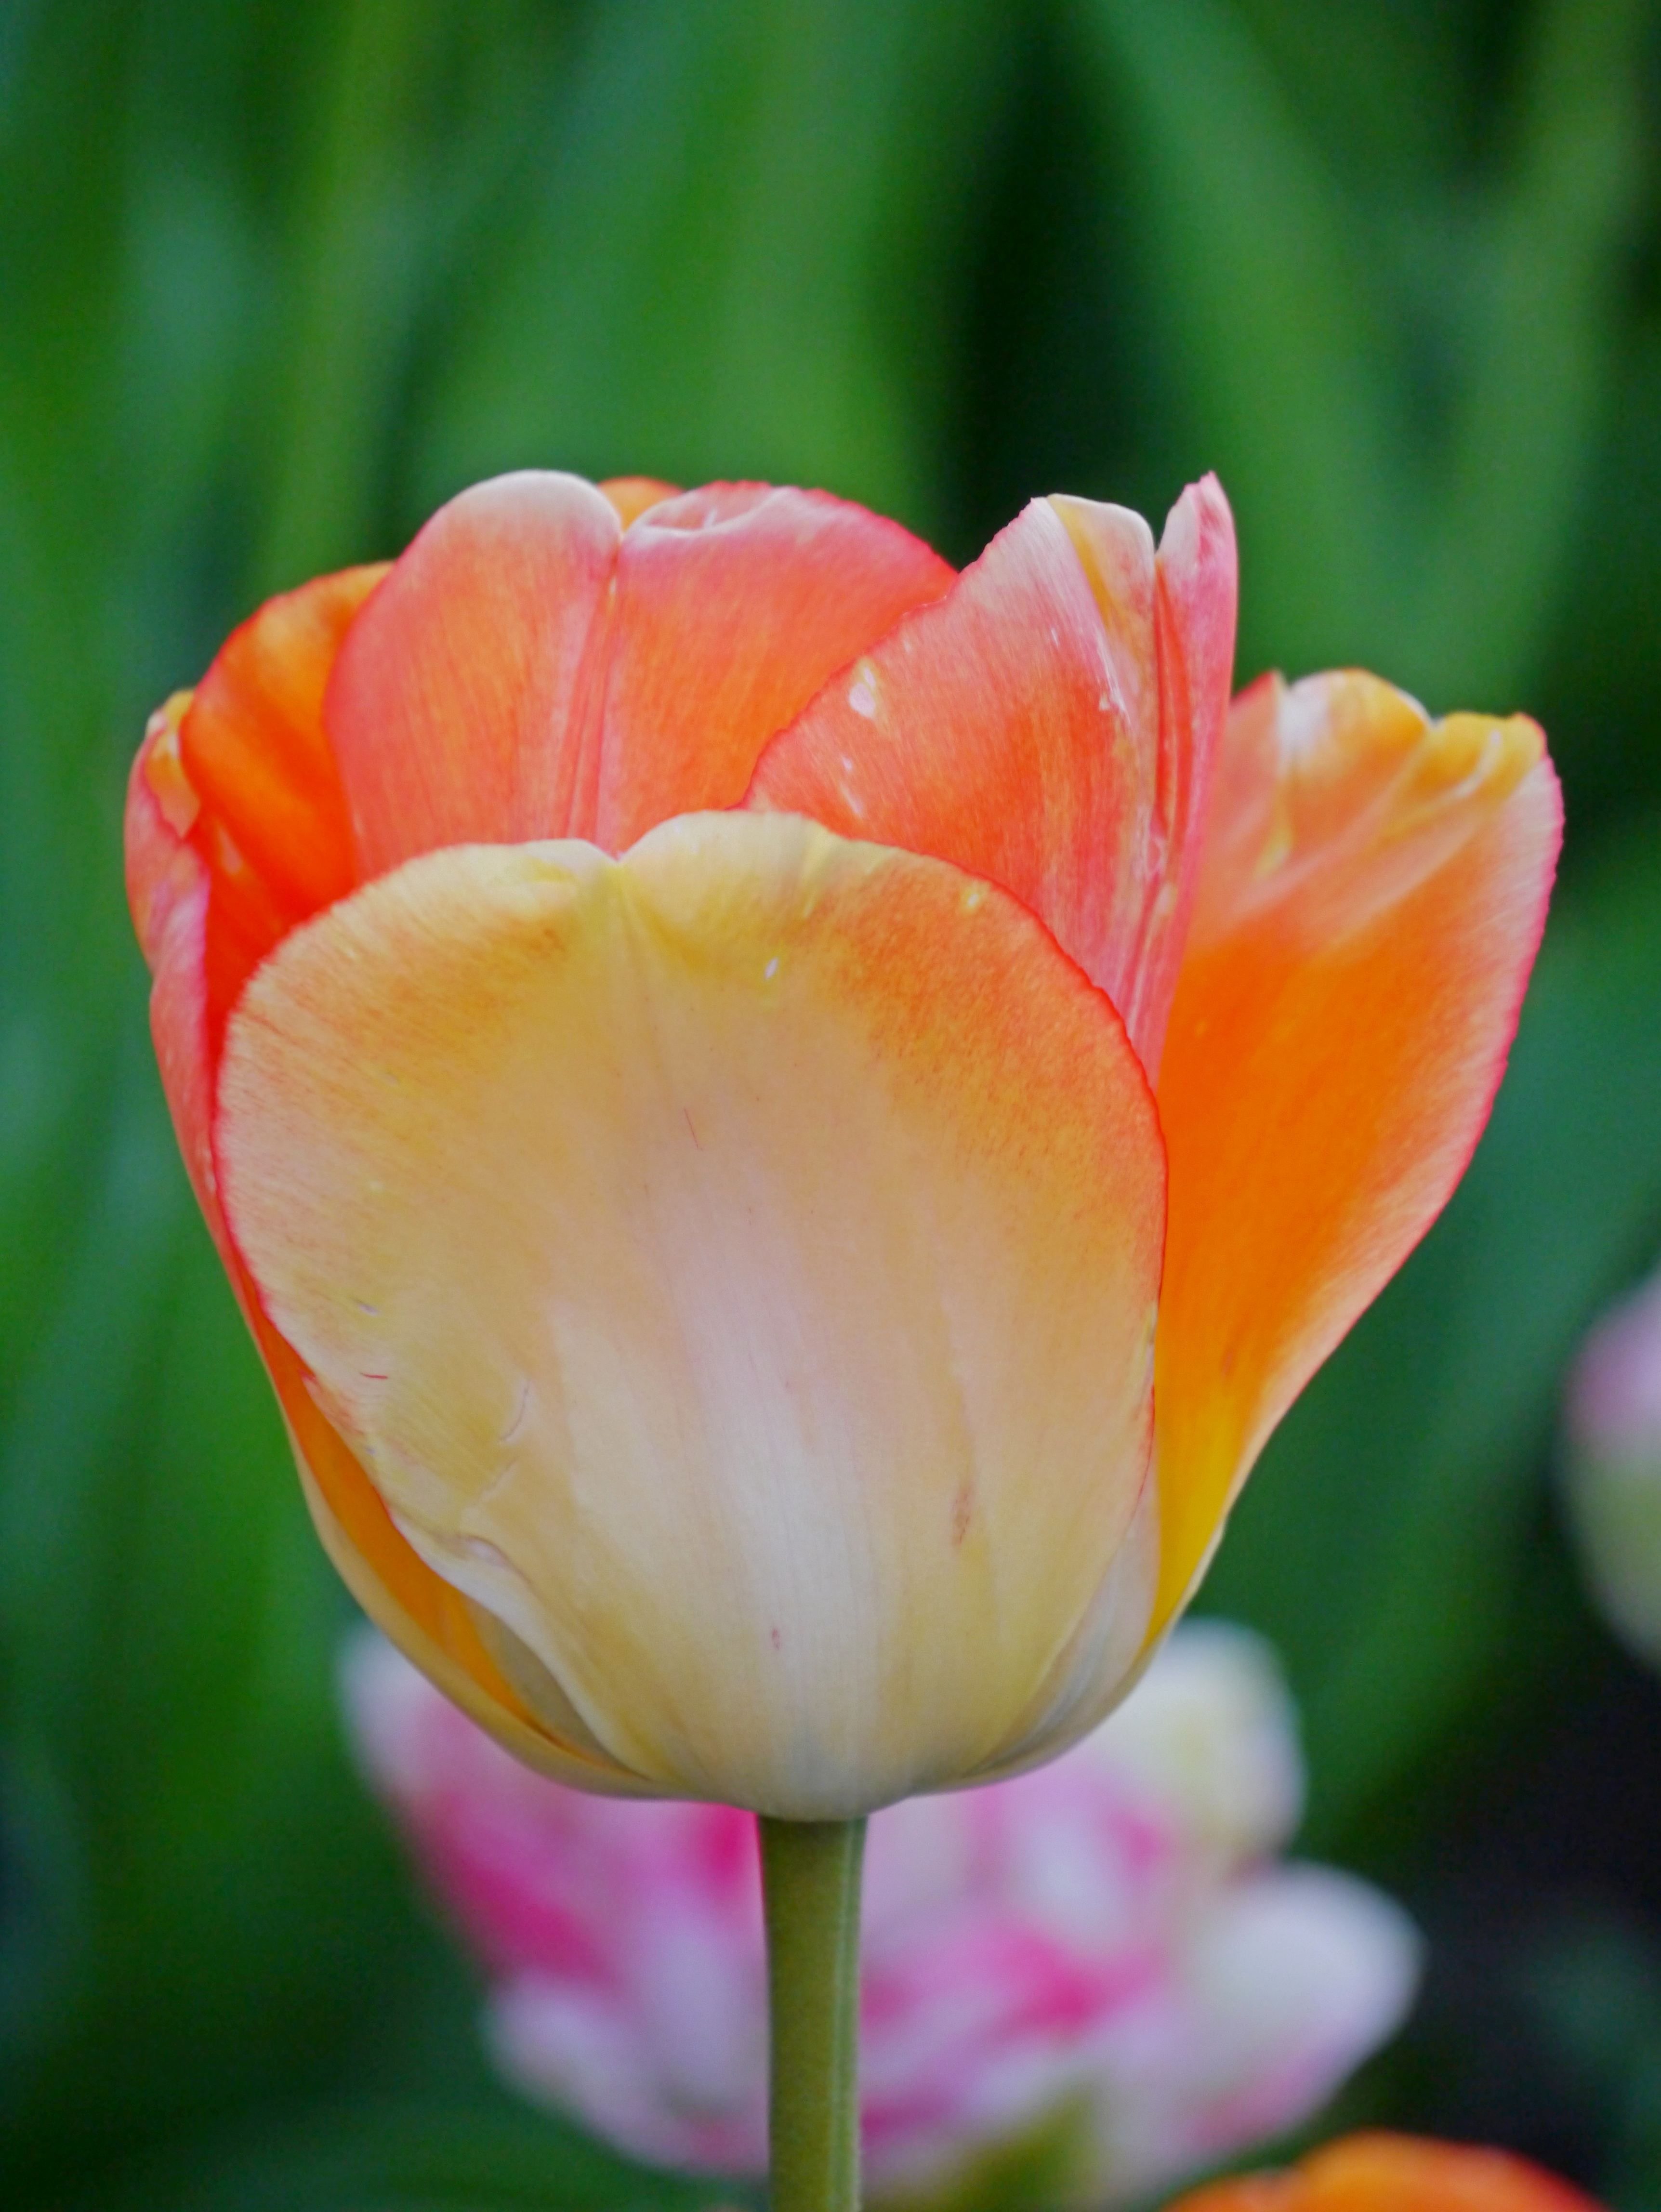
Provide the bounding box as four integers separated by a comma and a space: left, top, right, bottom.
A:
323, 473, 952, 874
215, 813, 1165, 1817
129, 691, 638, 1793
251, 1285, 652, 1795
324, 472, 624, 876
1292, 2137, 1600, 2212
747, 479, 1236, 1079
594, 483, 954, 850
155, 564, 389, 1041
958, 1468, 1160, 1783
1151, 672, 1563, 1629
126, 693, 226, 1257
1128, 473, 1237, 1068
180, 562, 386, 917
1168, 2133, 1602, 2212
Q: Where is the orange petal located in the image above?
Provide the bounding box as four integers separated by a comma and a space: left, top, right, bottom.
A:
131, 649, 637, 1793
324, 474, 950, 868
1141, 472, 1238, 1067
1300, 2135, 1601, 2212
1166, 2131, 1603, 2212
597, 474, 680, 527
1151, 672, 1562, 1630
181, 564, 386, 917
137, 565, 389, 1045
748, 480, 1235, 1077
324, 471, 623, 875
127, 694, 201, 962
215, 814, 1164, 1816
126, 694, 228, 1262
594, 483, 954, 849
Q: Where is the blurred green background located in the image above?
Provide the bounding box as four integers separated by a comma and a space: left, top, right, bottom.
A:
4, 0, 1661, 2204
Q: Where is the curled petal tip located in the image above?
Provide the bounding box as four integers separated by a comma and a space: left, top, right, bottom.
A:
139, 692, 201, 836
125, 692, 201, 969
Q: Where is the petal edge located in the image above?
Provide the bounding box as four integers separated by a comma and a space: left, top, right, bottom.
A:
1151, 672, 1562, 1629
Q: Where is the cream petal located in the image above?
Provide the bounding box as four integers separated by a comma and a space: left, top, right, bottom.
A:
217, 814, 1165, 1816
957, 1459, 1162, 1787
292, 1423, 652, 1793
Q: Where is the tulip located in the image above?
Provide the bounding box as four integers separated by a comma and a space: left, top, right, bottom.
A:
1561, 1261, 1661, 1666
126, 469, 1559, 2211
343, 1620, 1421, 2206
1162, 2132, 1602, 2212
124, 467, 1559, 1813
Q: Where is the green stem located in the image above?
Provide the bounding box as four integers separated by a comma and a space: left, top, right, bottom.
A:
759, 1815, 867, 2212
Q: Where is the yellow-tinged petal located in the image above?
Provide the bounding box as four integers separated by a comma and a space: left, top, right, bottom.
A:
1151, 672, 1562, 1630
216, 813, 1166, 1817
250, 1285, 654, 1794
597, 474, 680, 527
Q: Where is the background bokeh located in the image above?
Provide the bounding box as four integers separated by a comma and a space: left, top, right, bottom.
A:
4, 0, 1661, 2205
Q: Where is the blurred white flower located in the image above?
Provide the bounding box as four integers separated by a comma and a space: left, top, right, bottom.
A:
342, 1620, 1420, 2207
1563, 1263, 1661, 1666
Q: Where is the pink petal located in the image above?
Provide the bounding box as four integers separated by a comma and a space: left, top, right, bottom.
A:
748, 479, 1237, 1078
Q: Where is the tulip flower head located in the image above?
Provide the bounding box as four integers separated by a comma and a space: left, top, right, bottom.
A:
1562, 1261, 1661, 1665
1163, 2131, 1603, 2212
126, 470, 1560, 1818
343, 1620, 1421, 2205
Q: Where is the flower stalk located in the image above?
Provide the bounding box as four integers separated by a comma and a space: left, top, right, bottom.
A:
759, 1816, 868, 2212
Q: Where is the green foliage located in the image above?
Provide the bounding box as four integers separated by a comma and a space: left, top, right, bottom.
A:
3, 0, 1660, 2203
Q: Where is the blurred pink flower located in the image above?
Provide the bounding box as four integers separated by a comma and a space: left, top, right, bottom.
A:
1563, 1262, 1661, 1666
342, 1622, 1419, 2206
1568, 1265, 1661, 1460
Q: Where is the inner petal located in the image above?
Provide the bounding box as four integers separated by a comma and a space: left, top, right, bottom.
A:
747, 479, 1236, 1081
320, 472, 953, 875
216, 813, 1166, 1816
593, 482, 955, 849
324, 471, 623, 873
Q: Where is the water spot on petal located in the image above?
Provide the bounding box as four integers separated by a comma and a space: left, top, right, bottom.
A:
951, 1482, 973, 1546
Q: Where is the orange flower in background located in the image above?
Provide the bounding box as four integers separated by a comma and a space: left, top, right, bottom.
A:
125, 471, 1559, 1817
1165, 2131, 1603, 2211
